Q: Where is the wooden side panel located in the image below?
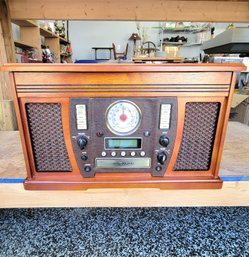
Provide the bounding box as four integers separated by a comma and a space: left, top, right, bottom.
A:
8, 0, 249, 22
213, 72, 238, 178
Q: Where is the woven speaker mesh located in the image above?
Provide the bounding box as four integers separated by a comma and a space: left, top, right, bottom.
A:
26, 103, 72, 172
174, 102, 220, 171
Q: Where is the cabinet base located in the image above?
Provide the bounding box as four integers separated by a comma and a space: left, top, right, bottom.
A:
24, 178, 223, 190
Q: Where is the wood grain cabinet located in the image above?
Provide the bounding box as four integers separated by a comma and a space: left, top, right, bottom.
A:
2, 63, 245, 190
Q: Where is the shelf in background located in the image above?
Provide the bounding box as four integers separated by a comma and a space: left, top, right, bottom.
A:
162, 42, 185, 46
14, 41, 36, 50
12, 20, 37, 27
39, 27, 69, 43
162, 28, 210, 34
59, 37, 69, 44
40, 27, 58, 38
182, 43, 202, 47
11, 20, 70, 63
162, 42, 202, 47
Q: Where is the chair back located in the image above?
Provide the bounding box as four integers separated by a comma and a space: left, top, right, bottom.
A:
112, 43, 128, 60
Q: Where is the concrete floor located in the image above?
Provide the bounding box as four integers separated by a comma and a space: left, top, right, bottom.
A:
0, 207, 248, 257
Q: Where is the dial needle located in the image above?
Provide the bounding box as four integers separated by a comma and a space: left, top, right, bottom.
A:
120, 106, 127, 122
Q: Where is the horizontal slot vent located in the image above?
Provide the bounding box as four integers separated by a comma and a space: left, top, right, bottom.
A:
16, 84, 230, 94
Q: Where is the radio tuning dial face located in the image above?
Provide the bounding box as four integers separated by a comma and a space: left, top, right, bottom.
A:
106, 100, 142, 136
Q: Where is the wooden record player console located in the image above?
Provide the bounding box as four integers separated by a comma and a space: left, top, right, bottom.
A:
2, 63, 245, 190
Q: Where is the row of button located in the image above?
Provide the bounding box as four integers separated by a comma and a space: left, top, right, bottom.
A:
101, 151, 146, 157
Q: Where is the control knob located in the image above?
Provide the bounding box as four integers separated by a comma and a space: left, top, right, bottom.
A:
77, 136, 88, 150
157, 151, 167, 165
159, 135, 169, 147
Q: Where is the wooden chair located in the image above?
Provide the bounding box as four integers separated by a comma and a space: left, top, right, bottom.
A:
112, 43, 128, 60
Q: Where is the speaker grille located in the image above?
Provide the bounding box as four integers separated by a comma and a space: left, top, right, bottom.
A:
26, 103, 72, 172
174, 102, 220, 171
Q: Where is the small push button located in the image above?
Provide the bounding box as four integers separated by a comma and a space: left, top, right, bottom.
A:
84, 166, 91, 172
130, 151, 136, 157
140, 151, 146, 157
121, 151, 126, 157
143, 131, 151, 137
155, 165, 162, 172
111, 151, 116, 157
101, 151, 107, 157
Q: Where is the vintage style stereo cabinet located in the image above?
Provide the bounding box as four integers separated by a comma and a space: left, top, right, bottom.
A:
2, 63, 245, 190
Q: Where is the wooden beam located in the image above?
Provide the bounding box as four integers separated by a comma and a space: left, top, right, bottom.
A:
0, 100, 17, 130
8, 0, 249, 22
0, 0, 17, 130
0, 0, 15, 63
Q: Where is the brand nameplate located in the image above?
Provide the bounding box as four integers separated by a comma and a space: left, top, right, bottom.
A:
95, 158, 151, 169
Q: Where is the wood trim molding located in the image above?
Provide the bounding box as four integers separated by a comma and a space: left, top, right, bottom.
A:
2, 63, 246, 72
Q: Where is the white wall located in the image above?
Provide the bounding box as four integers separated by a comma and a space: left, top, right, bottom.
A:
68, 21, 249, 62
69, 21, 161, 62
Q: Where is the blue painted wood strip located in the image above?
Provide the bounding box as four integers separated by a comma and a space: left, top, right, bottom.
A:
0, 177, 248, 184
0, 178, 25, 183
220, 176, 249, 181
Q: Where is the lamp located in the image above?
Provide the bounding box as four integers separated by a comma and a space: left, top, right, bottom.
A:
129, 33, 141, 55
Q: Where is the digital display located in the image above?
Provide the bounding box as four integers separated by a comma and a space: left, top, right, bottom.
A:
105, 138, 142, 149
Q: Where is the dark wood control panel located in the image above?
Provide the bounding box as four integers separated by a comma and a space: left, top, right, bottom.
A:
70, 97, 177, 177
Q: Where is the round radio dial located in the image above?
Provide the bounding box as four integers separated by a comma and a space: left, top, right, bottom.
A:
106, 100, 141, 136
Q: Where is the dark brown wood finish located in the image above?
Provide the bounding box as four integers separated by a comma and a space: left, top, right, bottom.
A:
4, 63, 246, 190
